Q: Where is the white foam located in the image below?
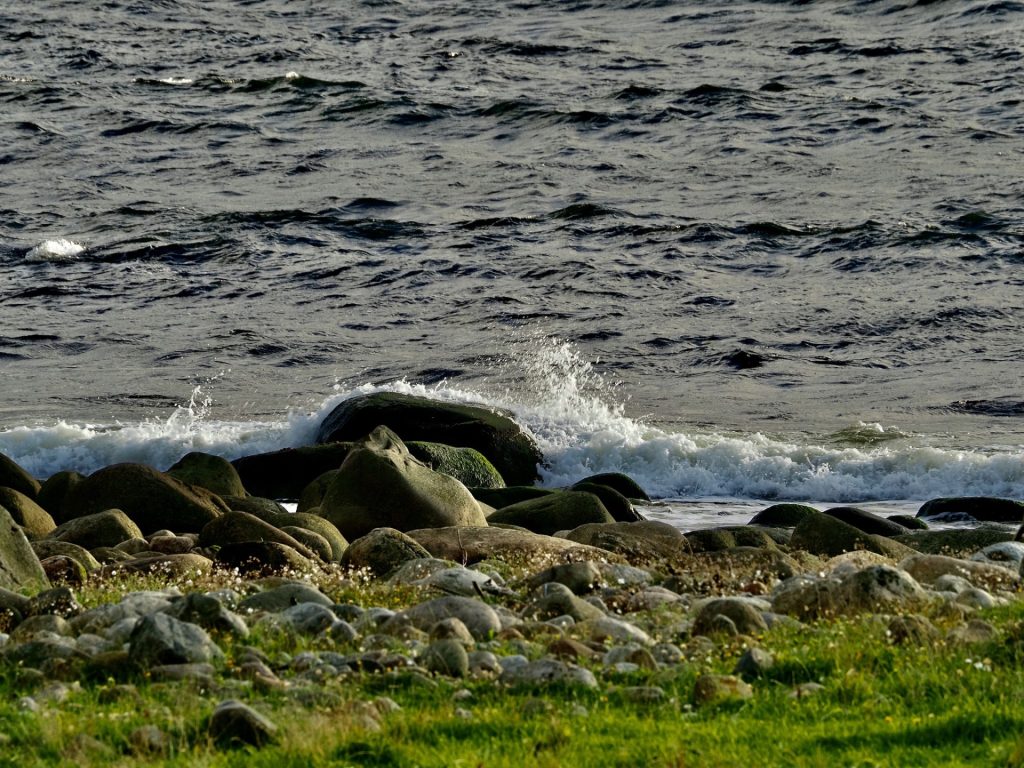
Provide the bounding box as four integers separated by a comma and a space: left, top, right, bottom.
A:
2, 339, 1024, 505
26, 239, 84, 262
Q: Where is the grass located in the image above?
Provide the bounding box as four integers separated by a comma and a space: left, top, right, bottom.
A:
2, 567, 1024, 767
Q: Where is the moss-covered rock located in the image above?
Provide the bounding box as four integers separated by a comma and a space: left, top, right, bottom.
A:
823, 506, 910, 537
789, 512, 915, 559
684, 526, 781, 553
198, 511, 319, 561
318, 427, 486, 541
315, 392, 542, 485
48, 509, 143, 551
63, 463, 226, 535
166, 452, 247, 498
563, 520, 689, 565
893, 527, 1013, 557
407, 442, 505, 489
0, 487, 56, 538
36, 471, 84, 523
573, 472, 651, 502
296, 471, 339, 514
0, 454, 40, 500
570, 482, 642, 522
340, 527, 431, 578
487, 491, 614, 536
469, 486, 555, 509
748, 503, 820, 528
0, 504, 49, 592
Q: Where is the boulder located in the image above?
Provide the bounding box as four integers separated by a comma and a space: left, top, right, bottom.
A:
208, 700, 277, 749
523, 583, 605, 623
894, 527, 1012, 556
280, 527, 333, 562
469, 486, 555, 510
128, 612, 223, 667
318, 427, 487, 541
573, 472, 651, 502
63, 463, 225, 534
899, 553, 1021, 592
771, 574, 842, 621
407, 442, 505, 489
0, 454, 40, 499
562, 520, 689, 565
0, 504, 49, 592
523, 561, 603, 595
888, 515, 928, 530
315, 392, 543, 485
36, 471, 84, 522
693, 674, 753, 707
296, 471, 338, 513
221, 495, 289, 517
238, 582, 333, 613
407, 526, 616, 566
569, 482, 642, 522
165, 593, 249, 638
835, 565, 927, 613
385, 596, 502, 641
0, 487, 56, 538
198, 511, 319, 561
32, 540, 101, 573
98, 553, 213, 579
693, 597, 768, 637
214, 542, 315, 577
748, 503, 820, 528
48, 509, 143, 551
789, 511, 914, 559
684, 526, 782, 553
166, 452, 247, 498
420, 639, 470, 678
227, 503, 348, 562
487, 491, 614, 536
823, 506, 908, 537
918, 497, 1024, 523
231, 443, 353, 500
340, 528, 431, 578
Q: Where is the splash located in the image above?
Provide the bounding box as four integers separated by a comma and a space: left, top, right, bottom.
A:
26, 238, 84, 262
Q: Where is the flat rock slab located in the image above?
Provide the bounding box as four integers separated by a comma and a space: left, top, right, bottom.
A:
406, 526, 621, 566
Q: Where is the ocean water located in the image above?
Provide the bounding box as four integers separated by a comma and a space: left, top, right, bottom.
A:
2, 1, 1023, 529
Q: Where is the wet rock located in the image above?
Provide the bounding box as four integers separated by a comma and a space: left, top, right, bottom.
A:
684, 526, 780, 553
888, 515, 928, 530
63, 463, 225, 534
128, 613, 223, 667
0, 487, 55, 538
166, 452, 247, 498
469, 486, 555, 510
569, 482, 642, 522
36, 471, 84, 524
208, 700, 277, 749
341, 527, 432, 578
315, 391, 542, 485
48, 509, 143, 551
574, 472, 651, 502
319, 427, 487, 541
748, 503, 820, 528
823, 506, 908, 537
918, 497, 1024, 523
0, 504, 49, 592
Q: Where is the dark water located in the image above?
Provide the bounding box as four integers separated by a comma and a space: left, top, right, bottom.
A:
2, 1, 1023, 510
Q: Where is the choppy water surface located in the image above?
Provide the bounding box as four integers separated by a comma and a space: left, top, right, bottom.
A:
2, 1, 1023, 517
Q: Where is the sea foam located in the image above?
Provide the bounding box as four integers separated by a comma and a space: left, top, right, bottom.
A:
25, 238, 84, 262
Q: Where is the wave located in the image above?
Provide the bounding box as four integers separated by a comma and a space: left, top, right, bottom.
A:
25, 239, 84, 262
2, 339, 1023, 503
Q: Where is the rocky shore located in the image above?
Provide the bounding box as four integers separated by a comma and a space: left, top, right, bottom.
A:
0, 392, 1022, 758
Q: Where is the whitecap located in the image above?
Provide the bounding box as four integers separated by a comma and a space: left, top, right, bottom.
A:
26, 238, 85, 262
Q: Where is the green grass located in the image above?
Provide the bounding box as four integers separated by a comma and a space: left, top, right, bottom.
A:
3, 570, 1024, 767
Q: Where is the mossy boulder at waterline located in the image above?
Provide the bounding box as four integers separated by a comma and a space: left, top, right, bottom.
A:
569, 482, 642, 522
231, 443, 354, 500
0, 454, 41, 500
469, 486, 555, 509
573, 472, 651, 502
683, 526, 783, 553
789, 511, 915, 559
918, 497, 1024, 523
315, 392, 543, 485
63, 463, 226, 535
166, 452, 247, 498
0, 487, 56, 538
36, 471, 84, 524
823, 507, 909, 537
0, 504, 49, 592
406, 442, 505, 489
317, 427, 487, 541
748, 503, 820, 528
486, 491, 614, 536
48, 509, 144, 551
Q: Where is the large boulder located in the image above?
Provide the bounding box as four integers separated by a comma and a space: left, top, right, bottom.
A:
0, 454, 40, 499
0, 505, 49, 592
166, 452, 247, 498
231, 443, 353, 500
0, 487, 56, 538
63, 463, 226, 534
48, 509, 143, 550
340, 527, 431, 577
36, 471, 84, 522
487, 491, 614, 535
569, 482, 642, 522
469, 486, 555, 509
918, 497, 1024, 523
198, 511, 320, 561
315, 392, 543, 485
748, 503, 819, 528
899, 553, 1021, 592
823, 506, 910, 537
407, 442, 505, 489
789, 511, 914, 559
562, 520, 689, 565
407, 526, 617, 566
894, 527, 1012, 556
573, 472, 651, 502
317, 427, 487, 541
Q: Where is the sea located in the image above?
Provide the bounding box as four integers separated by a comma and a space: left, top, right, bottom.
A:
2, 1, 1023, 531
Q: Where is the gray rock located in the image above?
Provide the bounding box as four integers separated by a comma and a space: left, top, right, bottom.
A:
524, 583, 605, 623
237, 582, 332, 614
887, 614, 941, 646
523, 561, 603, 595
836, 565, 927, 614
734, 647, 774, 680
165, 593, 249, 638
128, 613, 223, 668
499, 658, 598, 689
413, 565, 513, 598
421, 638, 470, 678
385, 596, 501, 641
208, 699, 277, 748
947, 619, 998, 645
899, 553, 1020, 592
790, 511, 914, 559
277, 603, 343, 635
771, 574, 842, 621
693, 674, 753, 707
693, 598, 768, 637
